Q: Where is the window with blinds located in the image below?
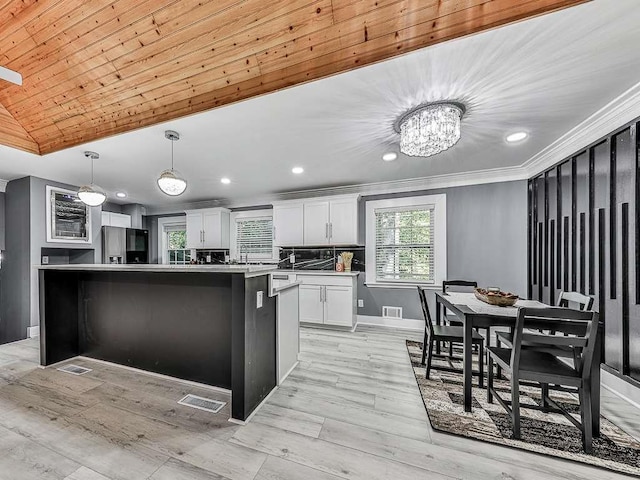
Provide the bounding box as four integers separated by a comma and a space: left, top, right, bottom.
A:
236, 217, 274, 260
374, 205, 435, 283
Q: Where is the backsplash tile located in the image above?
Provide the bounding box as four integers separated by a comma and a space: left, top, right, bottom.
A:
279, 246, 365, 271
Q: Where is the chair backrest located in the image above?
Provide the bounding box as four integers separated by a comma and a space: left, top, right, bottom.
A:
512, 307, 599, 380
417, 287, 434, 336
557, 291, 594, 311
442, 280, 477, 293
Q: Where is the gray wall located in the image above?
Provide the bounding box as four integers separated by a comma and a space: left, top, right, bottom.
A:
143, 214, 186, 264
1, 179, 31, 343
357, 180, 528, 321
29, 177, 103, 328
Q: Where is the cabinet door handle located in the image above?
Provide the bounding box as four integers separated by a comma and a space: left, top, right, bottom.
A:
329, 223, 333, 239
319, 287, 323, 303
202, 230, 205, 243
325, 223, 329, 239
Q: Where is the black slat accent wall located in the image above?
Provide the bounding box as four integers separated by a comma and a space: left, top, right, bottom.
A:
527, 117, 640, 388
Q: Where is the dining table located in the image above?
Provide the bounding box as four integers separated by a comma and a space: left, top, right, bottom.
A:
434, 291, 602, 436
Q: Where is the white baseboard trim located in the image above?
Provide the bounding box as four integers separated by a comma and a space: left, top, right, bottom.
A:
229, 385, 278, 425
76, 356, 232, 396
601, 368, 640, 411
278, 361, 299, 386
356, 315, 424, 332
27, 326, 40, 338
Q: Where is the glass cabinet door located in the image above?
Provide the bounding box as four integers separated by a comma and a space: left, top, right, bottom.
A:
47, 186, 91, 242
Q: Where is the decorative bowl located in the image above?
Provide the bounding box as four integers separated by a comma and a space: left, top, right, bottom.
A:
474, 288, 519, 307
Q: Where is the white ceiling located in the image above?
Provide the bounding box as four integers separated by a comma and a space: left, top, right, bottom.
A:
1, 0, 640, 208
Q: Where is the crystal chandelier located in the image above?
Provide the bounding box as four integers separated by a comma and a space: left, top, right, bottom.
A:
78, 151, 106, 207
158, 130, 187, 196
394, 102, 465, 157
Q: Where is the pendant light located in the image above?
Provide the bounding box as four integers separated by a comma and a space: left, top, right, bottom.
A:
157, 130, 187, 196
78, 151, 106, 207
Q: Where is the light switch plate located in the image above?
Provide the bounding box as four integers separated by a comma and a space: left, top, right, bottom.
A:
256, 291, 263, 308
358, 299, 364, 308
42, 256, 49, 265
289, 254, 296, 264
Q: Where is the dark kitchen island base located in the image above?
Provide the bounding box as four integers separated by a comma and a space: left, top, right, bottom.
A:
38, 265, 277, 422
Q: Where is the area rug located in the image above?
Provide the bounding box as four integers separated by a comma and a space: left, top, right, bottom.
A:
406, 340, 640, 476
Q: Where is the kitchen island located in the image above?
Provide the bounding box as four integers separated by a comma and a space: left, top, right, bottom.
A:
37, 264, 284, 422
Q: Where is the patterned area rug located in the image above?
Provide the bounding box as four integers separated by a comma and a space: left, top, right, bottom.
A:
406, 340, 640, 476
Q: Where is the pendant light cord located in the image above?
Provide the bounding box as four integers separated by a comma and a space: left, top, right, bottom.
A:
91, 158, 95, 184
171, 139, 175, 171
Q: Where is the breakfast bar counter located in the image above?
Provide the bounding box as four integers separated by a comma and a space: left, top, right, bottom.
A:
37, 264, 279, 422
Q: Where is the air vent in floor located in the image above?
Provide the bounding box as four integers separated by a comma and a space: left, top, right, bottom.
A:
57, 364, 92, 375
178, 394, 226, 414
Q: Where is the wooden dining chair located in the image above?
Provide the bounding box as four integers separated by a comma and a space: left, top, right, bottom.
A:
487, 306, 599, 453
418, 287, 485, 386
441, 280, 478, 355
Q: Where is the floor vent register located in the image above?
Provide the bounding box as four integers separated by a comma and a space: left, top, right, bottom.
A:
178, 394, 226, 414
57, 364, 92, 375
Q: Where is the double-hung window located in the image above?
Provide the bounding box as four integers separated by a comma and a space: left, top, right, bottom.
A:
230, 210, 278, 262
365, 194, 446, 286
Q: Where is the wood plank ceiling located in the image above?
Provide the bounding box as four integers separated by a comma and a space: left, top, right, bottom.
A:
0, 0, 588, 155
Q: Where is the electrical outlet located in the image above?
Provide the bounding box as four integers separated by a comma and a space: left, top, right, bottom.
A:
42, 256, 49, 265
358, 299, 364, 308
256, 291, 263, 308
289, 253, 296, 264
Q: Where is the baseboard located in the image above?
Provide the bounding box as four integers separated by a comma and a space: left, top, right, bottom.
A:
356, 314, 424, 331
278, 361, 299, 386
76, 356, 232, 395
601, 368, 640, 411
27, 326, 40, 338
229, 385, 278, 425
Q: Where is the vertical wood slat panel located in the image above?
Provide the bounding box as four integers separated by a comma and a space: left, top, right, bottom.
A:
579, 212, 586, 293
621, 202, 630, 375
588, 147, 595, 295
571, 157, 578, 291
610, 137, 617, 300
556, 165, 563, 287
538, 222, 543, 302
527, 180, 533, 300
563, 216, 569, 291
544, 172, 549, 292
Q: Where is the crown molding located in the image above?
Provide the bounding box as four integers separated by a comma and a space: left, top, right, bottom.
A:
522, 81, 640, 178
0, 179, 8, 192
146, 165, 526, 215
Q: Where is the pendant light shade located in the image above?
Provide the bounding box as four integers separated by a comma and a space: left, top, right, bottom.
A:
158, 130, 187, 196
78, 151, 106, 207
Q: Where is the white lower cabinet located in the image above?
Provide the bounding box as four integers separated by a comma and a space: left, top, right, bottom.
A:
299, 285, 325, 324
297, 274, 357, 328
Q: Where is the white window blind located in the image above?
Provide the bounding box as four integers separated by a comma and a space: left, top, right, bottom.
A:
236, 217, 274, 259
374, 205, 435, 283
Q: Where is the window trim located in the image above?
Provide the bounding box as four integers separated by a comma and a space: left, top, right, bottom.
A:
157, 216, 188, 264
365, 194, 446, 287
230, 209, 278, 263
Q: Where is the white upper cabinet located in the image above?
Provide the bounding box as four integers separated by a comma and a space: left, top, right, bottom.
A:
303, 201, 330, 245
185, 208, 230, 249
273, 194, 359, 247
101, 211, 132, 228
328, 198, 358, 245
273, 202, 304, 247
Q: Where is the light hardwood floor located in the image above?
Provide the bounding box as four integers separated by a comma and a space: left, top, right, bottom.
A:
0, 326, 636, 480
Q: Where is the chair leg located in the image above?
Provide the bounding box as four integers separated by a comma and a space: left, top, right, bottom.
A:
449, 340, 453, 358
541, 383, 549, 412
425, 337, 434, 380
487, 355, 494, 404
511, 377, 521, 440
494, 331, 503, 380
478, 342, 484, 388
580, 381, 594, 454
421, 329, 428, 366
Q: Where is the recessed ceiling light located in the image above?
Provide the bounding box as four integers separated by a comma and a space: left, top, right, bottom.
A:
220, 177, 231, 184
292, 167, 304, 174
506, 131, 528, 143
382, 152, 397, 162
115, 192, 127, 198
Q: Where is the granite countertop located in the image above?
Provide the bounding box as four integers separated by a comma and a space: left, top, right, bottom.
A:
36, 264, 276, 277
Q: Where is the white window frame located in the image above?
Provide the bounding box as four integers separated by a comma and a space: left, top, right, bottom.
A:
157, 216, 188, 264
46, 185, 92, 244
230, 209, 279, 263
365, 194, 446, 288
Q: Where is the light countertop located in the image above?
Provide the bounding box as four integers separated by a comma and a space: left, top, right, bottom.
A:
36, 264, 276, 277
284, 270, 360, 277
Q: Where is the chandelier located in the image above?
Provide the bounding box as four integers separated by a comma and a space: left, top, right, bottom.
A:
394, 102, 465, 157
157, 130, 187, 196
